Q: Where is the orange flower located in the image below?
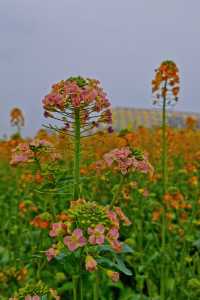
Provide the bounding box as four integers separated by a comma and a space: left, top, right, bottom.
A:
30, 215, 49, 229
180, 212, 188, 222
172, 87, 180, 96
35, 171, 44, 184
152, 60, 180, 105
185, 116, 198, 130
188, 176, 198, 187
166, 212, 173, 221
152, 209, 163, 222
10, 107, 24, 127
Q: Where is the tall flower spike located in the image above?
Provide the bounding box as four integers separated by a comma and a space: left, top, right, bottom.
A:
42, 76, 112, 200
10, 107, 25, 136
152, 60, 180, 300
42, 76, 112, 137
152, 60, 180, 107
10, 107, 25, 127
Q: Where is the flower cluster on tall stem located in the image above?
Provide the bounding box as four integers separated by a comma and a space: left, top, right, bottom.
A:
46, 199, 130, 257
152, 60, 180, 300
10, 139, 56, 167
42, 76, 112, 200
10, 107, 25, 136
42, 76, 112, 137
45, 198, 131, 300
100, 146, 153, 207
103, 147, 153, 175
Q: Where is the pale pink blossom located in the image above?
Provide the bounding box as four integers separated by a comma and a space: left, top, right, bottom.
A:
107, 211, 119, 228
42, 78, 112, 128
88, 224, 105, 245
107, 228, 122, 252
42, 92, 64, 110
107, 270, 120, 282
85, 255, 97, 272
29, 139, 52, 148
142, 189, 149, 197
45, 247, 57, 261
10, 153, 30, 165
64, 228, 87, 251
103, 147, 153, 175
25, 296, 40, 300
49, 223, 67, 237
114, 207, 131, 226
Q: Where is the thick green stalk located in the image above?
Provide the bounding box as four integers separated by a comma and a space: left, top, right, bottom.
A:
162, 86, 167, 200
72, 275, 78, 300
73, 108, 81, 200
160, 82, 168, 300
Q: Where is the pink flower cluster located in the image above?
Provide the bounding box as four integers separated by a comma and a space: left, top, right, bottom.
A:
103, 147, 152, 175
25, 296, 40, 300
62, 225, 122, 253
29, 139, 52, 148
9, 297, 41, 300
46, 206, 131, 261
45, 200, 130, 280
43, 92, 64, 111
45, 246, 58, 262
10, 143, 32, 166
10, 139, 59, 166
49, 222, 67, 237
43, 78, 111, 113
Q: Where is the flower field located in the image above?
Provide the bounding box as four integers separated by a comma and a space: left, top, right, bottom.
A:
1, 62, 200, 300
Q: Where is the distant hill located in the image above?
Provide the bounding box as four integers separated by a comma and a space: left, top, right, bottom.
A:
111, 107, 200, 129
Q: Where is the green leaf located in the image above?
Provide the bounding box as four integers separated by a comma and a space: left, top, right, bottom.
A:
55, 252, 67, 261
96, 257, 115, 268
98, 244, 116, 253
166, 278, 175, 291
97, 256, 132, 276
193, 239, 200, 250
122, 243, 134, 253
58, 282, 73, 292
115, 256, 133, 276
98, 243, 133, 254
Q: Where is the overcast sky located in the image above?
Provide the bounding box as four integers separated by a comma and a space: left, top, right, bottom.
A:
0, 0, 200, 136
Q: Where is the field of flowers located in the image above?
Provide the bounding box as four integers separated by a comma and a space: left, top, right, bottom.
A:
1, 61, 200, 300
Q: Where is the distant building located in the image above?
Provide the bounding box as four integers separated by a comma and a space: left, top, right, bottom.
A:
112, 107, 200, 130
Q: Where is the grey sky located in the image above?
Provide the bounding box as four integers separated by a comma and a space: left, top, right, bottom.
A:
0, 0, 200, 136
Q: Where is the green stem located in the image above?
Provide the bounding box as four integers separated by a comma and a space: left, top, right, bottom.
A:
161, 82, 168, 300
73, 108, 81, 200
93, 272, 99, 300
162, 86, 168, 196
110, 176, 124, 208
79, 273, 84, 300
33, 153, 42, 172
72, 275, 78, 300
16, 123, 21, 136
